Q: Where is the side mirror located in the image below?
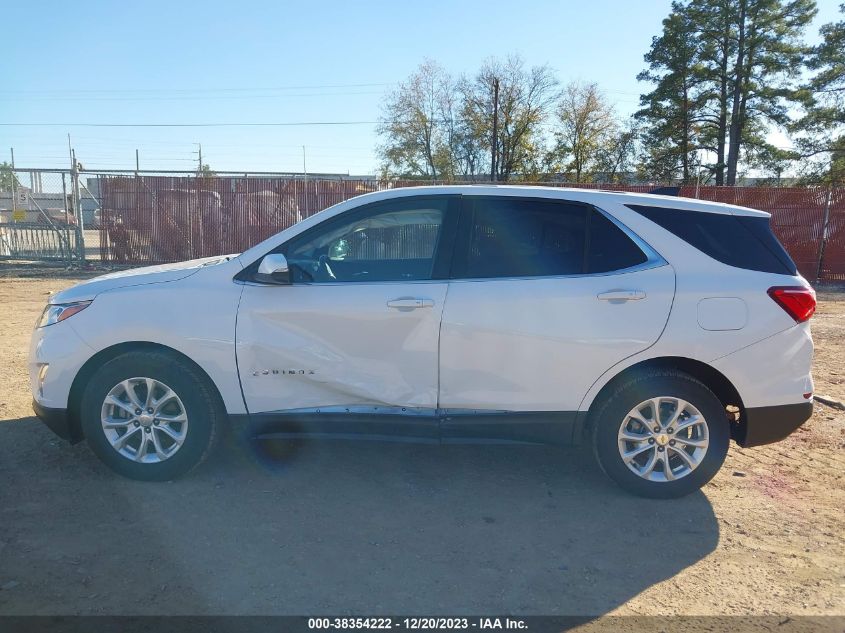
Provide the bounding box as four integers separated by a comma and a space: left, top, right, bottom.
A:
255, 253, 290, 284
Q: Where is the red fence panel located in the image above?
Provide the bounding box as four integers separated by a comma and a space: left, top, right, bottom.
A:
93, 176, 842, 282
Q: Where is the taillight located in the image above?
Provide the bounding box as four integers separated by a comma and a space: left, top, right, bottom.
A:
768, 286, 816, 322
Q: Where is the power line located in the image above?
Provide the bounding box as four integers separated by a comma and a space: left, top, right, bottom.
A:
0, 82, 394, 95
4, 90, 387, 103
0, 121, 379, 128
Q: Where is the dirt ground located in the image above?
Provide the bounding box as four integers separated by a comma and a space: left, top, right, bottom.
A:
0, 265, 843, 619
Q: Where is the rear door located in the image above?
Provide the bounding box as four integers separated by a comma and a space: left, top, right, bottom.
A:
438, 195, 675, 437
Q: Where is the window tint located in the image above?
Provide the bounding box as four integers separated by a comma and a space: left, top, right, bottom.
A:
453, 198, 649, 279
284, 198, 446, 283
587, 210, 649, 273
457, 198, 587, 278
626, 204, 797, 275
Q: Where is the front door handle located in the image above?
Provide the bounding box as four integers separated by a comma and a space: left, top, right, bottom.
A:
597, 290, 646, 302
387, 297, 435, 310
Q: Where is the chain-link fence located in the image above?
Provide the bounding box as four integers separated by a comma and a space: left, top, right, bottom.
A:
2, 168, 843, 282
0, 169, 82, 264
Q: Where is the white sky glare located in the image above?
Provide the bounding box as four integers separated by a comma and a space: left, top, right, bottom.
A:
1, 0, 840, 174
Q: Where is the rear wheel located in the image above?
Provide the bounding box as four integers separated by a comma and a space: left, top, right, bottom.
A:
592, 370, 730, 498
80, 350, 222, 481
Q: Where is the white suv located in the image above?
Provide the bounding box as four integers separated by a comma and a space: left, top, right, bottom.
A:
29, 186, 815, 497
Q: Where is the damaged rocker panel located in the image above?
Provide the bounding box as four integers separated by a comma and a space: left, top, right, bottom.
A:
233, 406, 580, 446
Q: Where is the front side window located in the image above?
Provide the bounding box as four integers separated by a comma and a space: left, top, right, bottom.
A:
284, 197, 447, 283
453, 197, 648, 279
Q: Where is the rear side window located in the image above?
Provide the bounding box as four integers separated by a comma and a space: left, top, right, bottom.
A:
626, 205, 797, 275
453, 197, 648, 279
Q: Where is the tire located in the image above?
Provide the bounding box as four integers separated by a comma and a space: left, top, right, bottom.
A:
591, 369, 730, 499
80, 350, 222, 481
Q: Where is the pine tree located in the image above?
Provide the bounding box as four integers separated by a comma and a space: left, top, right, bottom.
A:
638, 0, 816, 185
795, 3, 845, 183
723, 0, 816, 185
636, 3, 706, 183
689, 0, 736, 184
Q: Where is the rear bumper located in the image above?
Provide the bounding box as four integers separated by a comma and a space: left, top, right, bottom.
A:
32, 399, 80, 444
733, 401, 813, 447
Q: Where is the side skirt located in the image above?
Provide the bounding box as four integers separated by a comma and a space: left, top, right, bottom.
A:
230, 406, 579, 446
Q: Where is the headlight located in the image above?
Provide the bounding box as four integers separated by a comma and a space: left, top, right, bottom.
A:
37, 301, 92, 328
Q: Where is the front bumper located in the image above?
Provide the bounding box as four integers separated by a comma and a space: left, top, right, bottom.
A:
32, 399, 81, 444
733, 401, 813, 447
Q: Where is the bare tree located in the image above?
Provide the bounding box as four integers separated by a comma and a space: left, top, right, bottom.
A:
595, 120, 640, 183
550, 82, 619, 182
460, 56, 558, 181
377, 60, 462, 179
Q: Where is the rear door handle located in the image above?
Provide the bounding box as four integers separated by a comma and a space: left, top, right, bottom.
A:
597, 290, 646, 302
387, 297, 435, 310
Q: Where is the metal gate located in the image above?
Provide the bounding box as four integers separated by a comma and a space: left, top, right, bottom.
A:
0, 168, 83, 264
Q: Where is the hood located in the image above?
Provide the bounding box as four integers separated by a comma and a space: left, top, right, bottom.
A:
50, 255, 235, 304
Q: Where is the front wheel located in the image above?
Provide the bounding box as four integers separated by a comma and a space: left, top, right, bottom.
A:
80, 350, 222, 481
592, 370, 730, 498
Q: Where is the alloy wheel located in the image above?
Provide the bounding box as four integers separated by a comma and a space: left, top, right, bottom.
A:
617, 396, 709, 482
100, 377, 189, 463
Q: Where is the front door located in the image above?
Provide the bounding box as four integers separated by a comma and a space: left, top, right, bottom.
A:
438, 195, 675, 443
236, 195, 458, 438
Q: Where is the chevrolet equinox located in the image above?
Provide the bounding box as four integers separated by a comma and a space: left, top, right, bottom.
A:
30, 186, 815, 498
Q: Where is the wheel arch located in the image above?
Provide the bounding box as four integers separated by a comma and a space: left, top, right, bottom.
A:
578, 356, 744, 443
66, 341, 227, 442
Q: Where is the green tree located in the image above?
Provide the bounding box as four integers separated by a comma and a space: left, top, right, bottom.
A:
793, 3, 845, 184
690, 0, 736, 184
636, 4, 707, 183
0, 161, 19, 191
638, 0, 816, 185
549, 81, 619, 183
722, 0, 816, 185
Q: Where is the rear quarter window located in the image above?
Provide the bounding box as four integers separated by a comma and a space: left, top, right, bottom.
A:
587, 210, 648, 273
626, 204, 797, 275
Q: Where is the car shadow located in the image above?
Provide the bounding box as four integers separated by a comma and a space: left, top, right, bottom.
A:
0, 417, 719, 616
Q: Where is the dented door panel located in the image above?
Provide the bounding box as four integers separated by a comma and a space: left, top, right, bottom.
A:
236, 282, 448, 414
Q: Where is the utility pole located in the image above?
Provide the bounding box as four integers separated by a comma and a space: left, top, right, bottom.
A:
491, 78, 499, 183
71, 147, 85, 263
135, 149, 140, 175
10, 148, 18, 222
193, 143, 203, 175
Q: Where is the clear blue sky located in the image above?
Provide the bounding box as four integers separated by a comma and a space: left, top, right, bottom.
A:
1, 0, 840, 175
